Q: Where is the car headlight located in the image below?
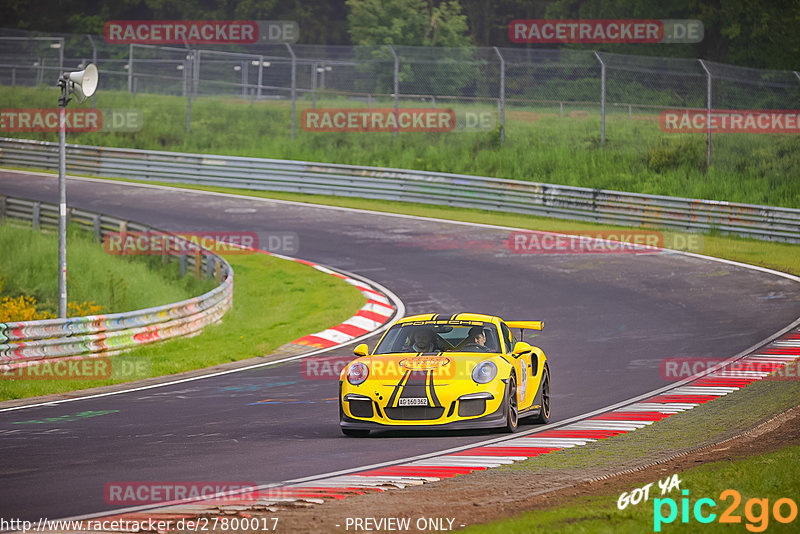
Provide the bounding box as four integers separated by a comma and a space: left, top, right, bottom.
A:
472, 360, 497, 384
346, 362, 369, 386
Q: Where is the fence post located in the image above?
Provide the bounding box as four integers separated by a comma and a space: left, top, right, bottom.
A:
241, 60, 247, 100
698, 59, 712, 169
388, 45, 399, 139
58, 37, 63, 76
311, 61, 317, 108
257, 55, 264, 99
185, 48, 193, 133
0, 196, 5, 223
593, 51, 606, 144
494, 47, 505, 143
285, 43, 296, 139
128, 44, 134, 93
86, 35, 97, 109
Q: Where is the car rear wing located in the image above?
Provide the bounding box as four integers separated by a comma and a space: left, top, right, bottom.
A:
506, 320, 544, 331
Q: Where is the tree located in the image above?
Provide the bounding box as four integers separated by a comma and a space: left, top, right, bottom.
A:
347, 0, 472, 46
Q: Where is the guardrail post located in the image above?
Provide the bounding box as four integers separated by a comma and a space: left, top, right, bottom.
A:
494, 46, 505, 143
214, 260, 222, 282
593, 51, 606, 144
698, 59, 712, 169
194, 250, 201, 278
388, 45, 399, 140
179, 254, 187, 278
206, 255, 215, 278
32, 201, 40, 230
285, 43, 296, 139
92, 214, 101, 242
0, 195, 6, 223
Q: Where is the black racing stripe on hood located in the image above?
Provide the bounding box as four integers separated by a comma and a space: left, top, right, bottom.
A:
387, 370, 410, 408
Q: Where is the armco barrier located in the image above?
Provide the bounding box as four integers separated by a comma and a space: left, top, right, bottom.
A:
0, 195, 233, 371
1, 137, 799, 242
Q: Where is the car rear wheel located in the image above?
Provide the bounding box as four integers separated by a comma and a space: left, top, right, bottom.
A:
341, 427, 370, 437
533, 365, 551, 424
503, 374, 519, 433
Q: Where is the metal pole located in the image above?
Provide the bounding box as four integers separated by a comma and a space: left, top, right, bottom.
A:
186, 54, 192, 133
182, 42, 192, 133
87, 35, 97, 108
494, 46, 505, 142
285, 44, 296, 139
311, 62, 317, 108
57, 85, 68, 318
241, 60, 247, 100
128, 44, 133, 93
593, 51, 605, 144
58, 38, 63, 75
257, 55, 263, 99
389, 45, 399, 139
699, 59, 712, 169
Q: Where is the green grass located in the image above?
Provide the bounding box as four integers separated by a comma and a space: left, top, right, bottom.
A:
2, 86, 800, 208
0, 222, 215, 315
0, 250, 366, 400
461, 444, 800, 533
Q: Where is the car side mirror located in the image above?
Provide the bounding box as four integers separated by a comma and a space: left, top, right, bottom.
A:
353, 343, 369, 357
512, 341, 533, 358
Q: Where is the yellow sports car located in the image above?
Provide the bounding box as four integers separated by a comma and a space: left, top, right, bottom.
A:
339, 313, 550, 437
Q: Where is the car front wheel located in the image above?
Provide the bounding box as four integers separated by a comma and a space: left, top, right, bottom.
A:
503, 374, 519, 433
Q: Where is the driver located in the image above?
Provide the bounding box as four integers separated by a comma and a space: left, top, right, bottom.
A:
462, 326, 490, 352
408, 327, 439, 353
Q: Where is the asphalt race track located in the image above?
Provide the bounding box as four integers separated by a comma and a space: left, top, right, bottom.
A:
1, 170, 799, 521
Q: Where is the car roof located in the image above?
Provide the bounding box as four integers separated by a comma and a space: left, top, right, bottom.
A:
395, 313, 501, 324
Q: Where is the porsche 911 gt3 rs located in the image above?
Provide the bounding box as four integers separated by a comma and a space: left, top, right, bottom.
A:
339, 313, 551, 436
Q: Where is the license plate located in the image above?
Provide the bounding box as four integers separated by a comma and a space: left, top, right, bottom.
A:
398, 397, 428, 406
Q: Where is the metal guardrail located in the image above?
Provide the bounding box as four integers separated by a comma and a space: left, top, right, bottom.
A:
0, 194, 234, 369
1, 137, 799, 242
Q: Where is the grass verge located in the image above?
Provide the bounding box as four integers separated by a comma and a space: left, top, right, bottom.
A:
2, 86, 800, 208
462, 444, 800, 533
0, 222, 215, 316
0, 247, 366, 401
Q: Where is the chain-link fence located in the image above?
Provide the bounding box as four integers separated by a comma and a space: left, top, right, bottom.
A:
2, 27, 799, 165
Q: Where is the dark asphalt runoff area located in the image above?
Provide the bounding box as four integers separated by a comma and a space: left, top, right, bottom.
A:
1, 170, 799, 521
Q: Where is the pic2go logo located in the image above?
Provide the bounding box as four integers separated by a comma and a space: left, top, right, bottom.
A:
653, 489, 798, 532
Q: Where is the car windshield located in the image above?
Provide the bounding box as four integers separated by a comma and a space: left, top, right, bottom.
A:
374, 321, 501, 354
